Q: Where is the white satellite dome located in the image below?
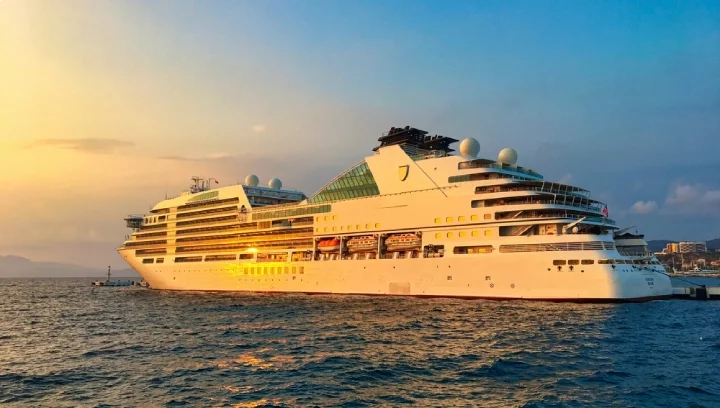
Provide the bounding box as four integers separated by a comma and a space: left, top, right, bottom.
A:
244, 174, 259, 187
498, 147, 518, 165
268, 178, 282, 190
459, 137, 480, 157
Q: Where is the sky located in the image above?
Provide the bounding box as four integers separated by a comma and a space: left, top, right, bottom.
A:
0, 0, 719, 269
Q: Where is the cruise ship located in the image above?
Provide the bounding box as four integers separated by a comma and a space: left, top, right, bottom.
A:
118, 126, 672, 302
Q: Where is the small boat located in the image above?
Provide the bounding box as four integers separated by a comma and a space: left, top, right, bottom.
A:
385, 233, 421, 251
318, 238, 340, 252
346, 236, 378, 252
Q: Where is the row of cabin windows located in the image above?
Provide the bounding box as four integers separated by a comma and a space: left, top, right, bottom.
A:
244, 266, 305, 275
317, 223, 381, 233
434, 214, 492, 224
177, 197, 239, 212
552, 259, 663, 266
435, 230, 493, 239
252, 204, 331, 221
317, 215, 339, 222
448, 173, 535, 183
453, 245, 493, 254
144, 215, 167, 224
553, 259, 597, 265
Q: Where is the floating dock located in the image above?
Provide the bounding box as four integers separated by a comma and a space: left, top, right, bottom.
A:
90, 266, 150, 288
91, 279, 149, 287
671, 286, 720, 300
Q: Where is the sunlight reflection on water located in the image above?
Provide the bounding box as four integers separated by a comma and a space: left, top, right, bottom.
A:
0, 279, 718, 407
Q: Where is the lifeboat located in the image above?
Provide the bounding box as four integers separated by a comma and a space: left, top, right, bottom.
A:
317, 238, 340, 252
385, 233, 421, 251
346, 236, 378, 252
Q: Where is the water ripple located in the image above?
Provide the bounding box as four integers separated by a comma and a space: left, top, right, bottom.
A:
0, 278, 719, 407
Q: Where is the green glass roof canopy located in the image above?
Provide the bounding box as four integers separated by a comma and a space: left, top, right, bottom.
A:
308, 161, 380, 203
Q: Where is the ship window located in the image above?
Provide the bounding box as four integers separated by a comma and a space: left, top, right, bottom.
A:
472, 231, 479, 237
156, 258, 164, 263
365, 224, 370, 229
446, 217, 453, 222
568, 260, 580, 265
332, 215, 338, 220
324, 227, 329, 232
347, 225, 353, 231
308, 161, 380, 203
356, 224, 361, 230
340, 226, 344, 231
299, 267, 305, 274
332, 226, 336, 232
484, 214, 491, 220
143, 258, 154, 264
454, 245, 493, 254
459, 231, 467, 238
316, 217, 321, 222
553, 260, 567, 265
315, 228, 319, 232
435, 233, 442, 239
484, 230, 492, 236
324, 216, 329, 221
375, 223, 380, 228
458, 216, 466, 222
471, 215, 478, 221
292, 267, 297, 274
598, 259, 615, 264
447, 232, 454, 238
239, 254, 254, 260
581, 260, 594, 265
434, 218, 442, 224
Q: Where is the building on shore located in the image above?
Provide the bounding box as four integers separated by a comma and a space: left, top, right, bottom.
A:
664, 241, 707, 254
679, 241, 707, 253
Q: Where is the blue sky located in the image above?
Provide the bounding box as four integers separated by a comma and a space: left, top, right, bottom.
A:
0, 0, 718, 266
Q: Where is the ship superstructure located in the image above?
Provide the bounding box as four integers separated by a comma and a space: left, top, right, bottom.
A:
613, 227, 669, 274
118, 126, 672, 301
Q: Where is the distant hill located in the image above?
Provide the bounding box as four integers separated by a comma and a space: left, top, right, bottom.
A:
708, 238, 720, 250
647, 240, 673, 253
648, 239, 720, 252
0, 255, 137, 278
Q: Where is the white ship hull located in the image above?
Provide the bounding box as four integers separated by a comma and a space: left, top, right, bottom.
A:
120, 248, 672, 302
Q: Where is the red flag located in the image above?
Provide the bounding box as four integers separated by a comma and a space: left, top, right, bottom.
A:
602, 207, 608, 217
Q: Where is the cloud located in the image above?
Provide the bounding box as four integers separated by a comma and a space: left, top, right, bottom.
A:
29, 138, 134, 153
252, 125, 267, 133
664, 183, 720, 216
631, 200, 658, 215
157, 153, 239, 162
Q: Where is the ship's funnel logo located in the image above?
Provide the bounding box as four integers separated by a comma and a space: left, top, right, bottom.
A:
398, 165, 409, 181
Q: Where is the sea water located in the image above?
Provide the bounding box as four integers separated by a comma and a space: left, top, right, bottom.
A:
1, 278, 719, 407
